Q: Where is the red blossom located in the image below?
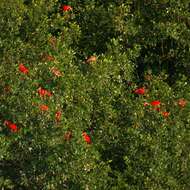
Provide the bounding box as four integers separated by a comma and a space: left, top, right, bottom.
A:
86, 56, 97, 63
9, 123, 18, 132
61, 5, 72, 12
144, 102, 149, 106
150, 100, 161, 106
162, 111, 170, 118
40, 104, 49, 111
82, 132, 91, 144
55, 111, 62, 122
50, 67, 63, 77
4, 120, 18, 132
37, 87, 52, 97
4, 120, 12, 126
46, 55, 55, 62
178, 98, 187, 108
134, 87, 145, 95
41, 53, 55, 62
19, 64, 29, 74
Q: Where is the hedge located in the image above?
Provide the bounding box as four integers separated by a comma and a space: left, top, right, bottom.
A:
0, 1, 190, 189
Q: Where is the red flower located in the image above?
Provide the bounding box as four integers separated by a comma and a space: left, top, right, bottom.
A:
134, 87, 145, 95
4, 120, 18, 132
178, 98, 187, 108
4, 120, 12, 126
150, 100, 161, 106
37, 87, 52, 97
86, 56, 97, 63
41, 53, 55, 62
19, 64, 29, 74
61, 5, 72, 12
9, 123, 18, 132
143, 102, 149, 106
40, 104, 49, 111
50, 67, 63, 77
55, 111, 62, 122
82, 132, 91, 144
38, 87, 46, 96
162, 111, 170, 118
46, 55, 55, 62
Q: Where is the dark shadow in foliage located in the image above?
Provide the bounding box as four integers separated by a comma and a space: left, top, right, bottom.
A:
135, 37, 187, 85
0, 150, 49, 189
130, 2, 190, 84
0, 132, 51, 189
0, 159, 28, 190
23, 0, 32, 6
100, 144, 126, 172
65, 180, 82, 190
76, 5, 115, 56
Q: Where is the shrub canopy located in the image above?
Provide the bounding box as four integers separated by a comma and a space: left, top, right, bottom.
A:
0, 1, 190, 189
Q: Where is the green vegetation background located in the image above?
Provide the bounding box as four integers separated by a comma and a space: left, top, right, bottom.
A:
0, 0, 190, 189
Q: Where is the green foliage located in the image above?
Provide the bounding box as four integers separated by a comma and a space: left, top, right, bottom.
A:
0, 1, 190, 189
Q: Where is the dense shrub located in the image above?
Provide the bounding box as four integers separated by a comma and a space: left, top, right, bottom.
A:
0, 1, 190, 189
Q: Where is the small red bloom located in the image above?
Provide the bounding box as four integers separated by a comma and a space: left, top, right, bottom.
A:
134, 87, 145, 95
40, 104, 49, 111
38, 87, 46, 96
61, 5, 72, 12
144, 102, 149, 106
41, 53, 55, 62
9, 123, 18, 132
150, 100, 161, 106
162, 111, 170, 118
46, 91, 52, 97
46, 55, 55, 62
4, 120, 18, 132
50, 67, 63, 77
19, 64, 29, 74
178, 98, 187, 108
55, 111, 62, 122
82, 132, 91, 144
86, 56, 97, 63
37, 87, 52, 97
4, 120, 12, 126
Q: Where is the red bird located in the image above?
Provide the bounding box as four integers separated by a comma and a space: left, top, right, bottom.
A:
162, 111, 170, 118
150, 100, 161, 106
61, 5, 72, 12
40, 104, 49, 111
55, 111, 62, 122
37, 87, 52, 97
82, 132, 91, 144
4, 120, 18, 132
19, 64, 29, 74
178, 98, 187, 108
134, 87, 145, 95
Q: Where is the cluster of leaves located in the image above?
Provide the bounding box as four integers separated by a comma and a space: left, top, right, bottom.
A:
0, 0, 190, 189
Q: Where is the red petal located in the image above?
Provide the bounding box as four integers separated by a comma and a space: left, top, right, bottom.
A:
150, 100, 161, 106
19, 64, 29, 74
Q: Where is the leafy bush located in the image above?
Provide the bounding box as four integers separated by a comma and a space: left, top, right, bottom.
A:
0, 1, 189, 189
